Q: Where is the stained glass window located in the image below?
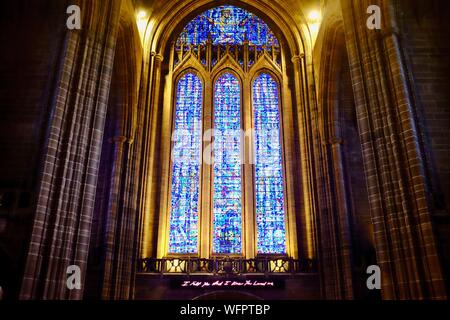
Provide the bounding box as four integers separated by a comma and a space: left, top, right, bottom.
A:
177, 6, 279, 46
168, 6, 289, 258
253, 73, 286, 254
213, 73, 243, 254
168, 73, 203, 254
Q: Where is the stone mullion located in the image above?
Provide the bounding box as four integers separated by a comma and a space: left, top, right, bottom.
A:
200, 77, 213, 259
242, 74, 255, 259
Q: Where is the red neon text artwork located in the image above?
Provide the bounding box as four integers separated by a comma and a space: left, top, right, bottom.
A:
180, 280, 275, 288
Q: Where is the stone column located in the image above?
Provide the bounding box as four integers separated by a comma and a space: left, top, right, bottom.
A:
20, 0, 123, 300
340, 0, 447, 299
101, 136, 129, 299
141, 52, 165, 259
291, 54, 316, 260
319, 135, 354, 299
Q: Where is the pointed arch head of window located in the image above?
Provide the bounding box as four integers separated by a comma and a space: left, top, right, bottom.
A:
253, 72, 287, 255
168, 72, 203, 254
176, 5, 279, 47
212, 72, 243, 255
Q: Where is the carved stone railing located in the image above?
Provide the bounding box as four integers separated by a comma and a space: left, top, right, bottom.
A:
137, 257, 317, 275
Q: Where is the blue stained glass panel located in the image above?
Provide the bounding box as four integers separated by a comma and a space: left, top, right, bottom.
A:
253, 73, 286, 254
169, 73, 203, 254
177, 6, 279, 46
213, 73, 243, 254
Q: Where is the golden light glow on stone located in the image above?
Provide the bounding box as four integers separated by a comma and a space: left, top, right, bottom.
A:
307, 10, 321, 46
137, 10, 147, 20
307, 10, 321, 23
136, 10, 151, 44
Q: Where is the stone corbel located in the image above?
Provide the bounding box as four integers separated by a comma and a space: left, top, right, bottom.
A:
108, 135, 129, 145
328, 137, 343, 146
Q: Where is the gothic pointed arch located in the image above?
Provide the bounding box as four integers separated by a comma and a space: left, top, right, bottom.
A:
137, 3, 309, 262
